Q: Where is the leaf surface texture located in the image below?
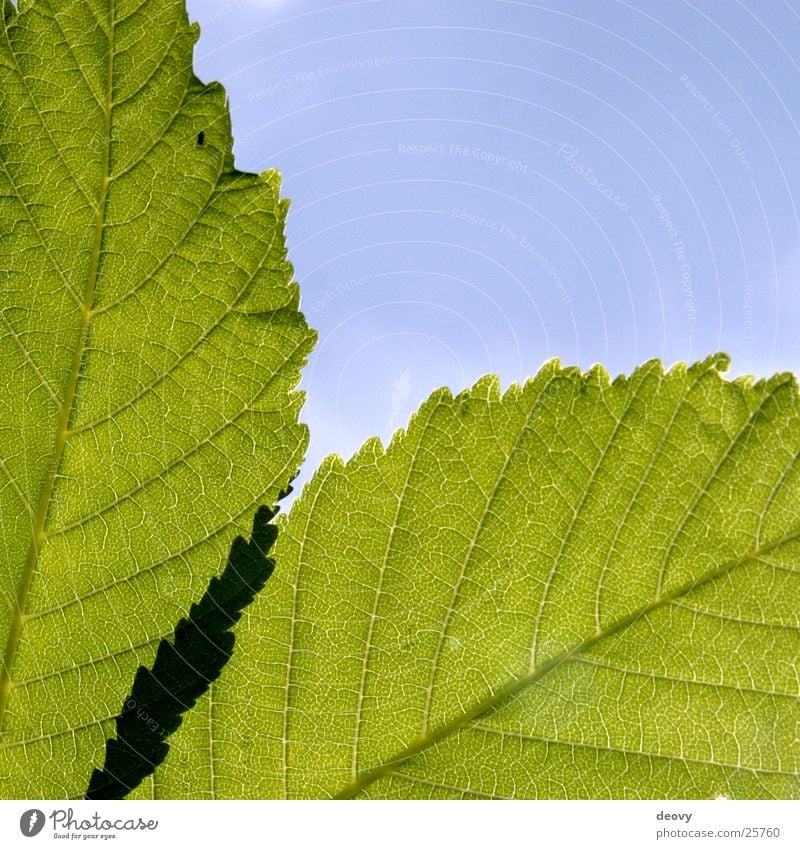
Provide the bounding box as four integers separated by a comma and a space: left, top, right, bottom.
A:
87, 505, 279, 800
151, 356, 799, 799
0, 0, 313, 797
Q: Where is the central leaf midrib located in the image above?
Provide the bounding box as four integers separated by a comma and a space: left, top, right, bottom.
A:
0, 4, 117, 734
332, 524, 800, 799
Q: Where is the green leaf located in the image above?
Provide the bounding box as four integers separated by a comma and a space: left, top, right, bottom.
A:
87, 505, 279, 800
0, 0, 314, 798
150, 355, 800, 799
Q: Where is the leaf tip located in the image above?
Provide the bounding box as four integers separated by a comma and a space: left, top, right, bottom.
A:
461, 373, 502, 401
586, 363, 612, 386
356, 435, 387, 463
704, 351, 732, 373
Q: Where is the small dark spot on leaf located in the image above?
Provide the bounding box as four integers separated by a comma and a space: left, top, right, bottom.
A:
197, 131, 205, 146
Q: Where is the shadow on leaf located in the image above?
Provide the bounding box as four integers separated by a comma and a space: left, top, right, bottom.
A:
85, 504, 279, 800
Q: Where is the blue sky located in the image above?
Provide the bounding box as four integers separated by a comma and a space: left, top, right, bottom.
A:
188, 0, 800, 485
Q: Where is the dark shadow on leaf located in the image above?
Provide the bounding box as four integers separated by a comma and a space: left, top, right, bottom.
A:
85, 503, 280, 800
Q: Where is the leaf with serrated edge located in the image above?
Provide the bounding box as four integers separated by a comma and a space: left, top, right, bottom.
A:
0, 0, 314, 798
148, 355, 799, 799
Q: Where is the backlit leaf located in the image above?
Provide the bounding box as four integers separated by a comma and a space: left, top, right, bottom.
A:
151, 355, 799, 799
0, 0, 314, 798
